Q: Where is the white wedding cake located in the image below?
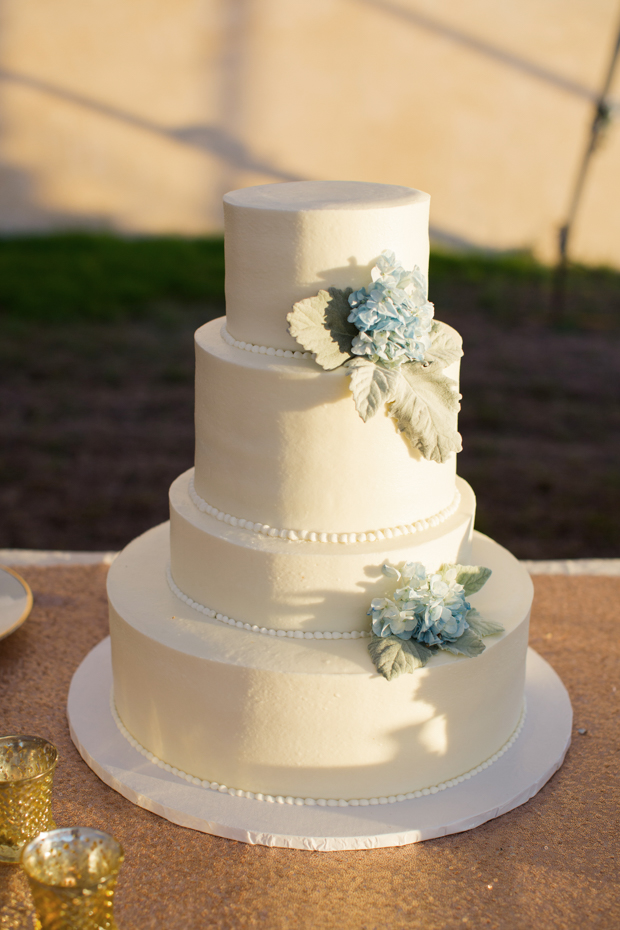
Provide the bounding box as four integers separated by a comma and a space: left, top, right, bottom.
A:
107, 181, 533, 806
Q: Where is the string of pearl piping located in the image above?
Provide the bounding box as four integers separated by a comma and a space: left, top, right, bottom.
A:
188, 474, 461, 546
166, 565, 370, 639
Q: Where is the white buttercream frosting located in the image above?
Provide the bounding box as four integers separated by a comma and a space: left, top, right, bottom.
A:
166, 564, 370, 639
188, 471, 461, 545
169, 470, 475, 633
111, 688, 526, 806
109, 524, 533, 801
223, 181, 430, 352
193, 319, 459, 535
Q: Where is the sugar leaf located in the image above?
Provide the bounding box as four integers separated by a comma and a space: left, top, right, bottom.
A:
402, 322, 462, 374
453, 565, 493, 595
441, 628, 486, 658
368, 634, 434, 681
368, 635, 414, 681
347, 358, 398, 422
388, 363, 462, 463
426, 321, 463, 369
402, 637, 435, 667
287, 287, 357, 370
465, 608, 504, 638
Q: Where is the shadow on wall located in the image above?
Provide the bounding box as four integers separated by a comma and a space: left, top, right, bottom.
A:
0, 68, 306, 182
356, 0, 600, 103
0, 66, 303, 233
0, 159, 114, 232
0, 65, 489, 250
0, 1, 608, 238
0, 61, 529, 254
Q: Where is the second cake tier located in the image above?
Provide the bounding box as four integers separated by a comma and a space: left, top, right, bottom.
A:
194, 318, 460, 535
169, 468, 475, 634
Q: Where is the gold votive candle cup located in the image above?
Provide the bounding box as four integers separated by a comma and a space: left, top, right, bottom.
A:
0, 736, 58, 863
21, 827, 124, 930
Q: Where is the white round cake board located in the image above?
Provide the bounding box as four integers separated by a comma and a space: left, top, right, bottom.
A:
67, 638, 572, 851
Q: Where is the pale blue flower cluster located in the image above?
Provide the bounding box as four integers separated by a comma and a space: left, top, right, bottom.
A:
347, 251, 435, 367
368, 562, 471, 646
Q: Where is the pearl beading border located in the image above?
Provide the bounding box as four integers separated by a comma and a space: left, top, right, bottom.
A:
221, 325, 313, 359
166, 565, 370, 639
111, 692, 526, 807
188, 474, 461, 546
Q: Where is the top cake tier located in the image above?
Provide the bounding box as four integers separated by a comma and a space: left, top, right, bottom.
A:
223, 180, 431, 351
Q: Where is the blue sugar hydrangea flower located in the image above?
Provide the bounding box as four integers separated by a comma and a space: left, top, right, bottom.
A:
368, 562, 471, 646
347, 251, 435, 367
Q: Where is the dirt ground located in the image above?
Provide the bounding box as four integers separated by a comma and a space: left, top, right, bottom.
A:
1, 298, 619, 559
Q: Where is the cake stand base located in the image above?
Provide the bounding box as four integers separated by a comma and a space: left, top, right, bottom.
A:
67, 639, 571, 851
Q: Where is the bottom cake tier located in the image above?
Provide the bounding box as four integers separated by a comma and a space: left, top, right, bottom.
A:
108, 523, 533, 802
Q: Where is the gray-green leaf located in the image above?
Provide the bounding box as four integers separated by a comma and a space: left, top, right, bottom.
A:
441, 628, 486, 658
426, 321, 463, 369
347, 358, 398, 422
368, 634, 433, 681
388, 364, 462, 463
287, 287, 357, 370
402, 638, 435, 667
465, 608, 504, 638
404, 321, 463, 374
453, 565, 493, 595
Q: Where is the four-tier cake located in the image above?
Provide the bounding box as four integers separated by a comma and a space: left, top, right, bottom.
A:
107, 181, 534, 805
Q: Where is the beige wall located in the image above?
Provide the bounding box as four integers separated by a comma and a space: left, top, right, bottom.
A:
0, 0, 619, 265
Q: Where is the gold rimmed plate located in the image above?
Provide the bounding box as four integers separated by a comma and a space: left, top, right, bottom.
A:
0, 565, 33, 641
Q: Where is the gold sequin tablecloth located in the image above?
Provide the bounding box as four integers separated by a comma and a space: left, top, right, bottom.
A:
1, 564, 618, 929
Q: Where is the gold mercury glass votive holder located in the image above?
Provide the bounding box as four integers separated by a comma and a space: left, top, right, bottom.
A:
21, 827, 124, 930
0, 735, 58, 863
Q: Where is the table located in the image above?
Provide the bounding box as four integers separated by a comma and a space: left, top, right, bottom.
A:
1, 562, 618, 929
